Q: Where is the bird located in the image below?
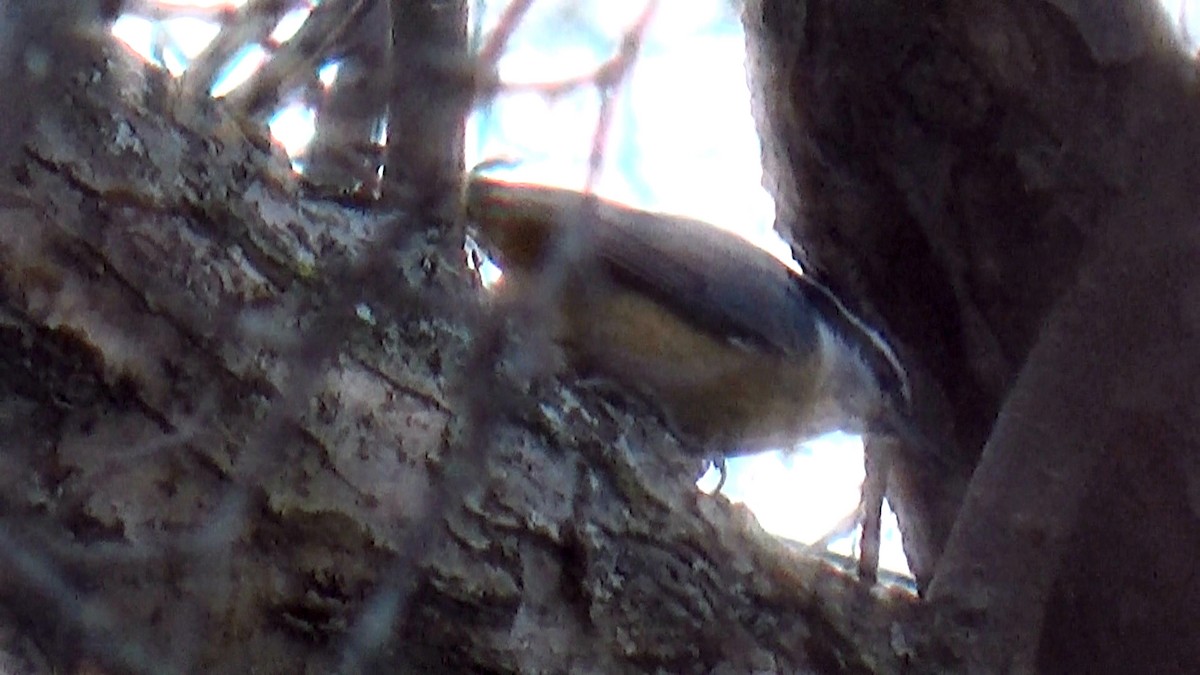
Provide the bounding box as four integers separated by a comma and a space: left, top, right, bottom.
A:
462, 175, 912, 482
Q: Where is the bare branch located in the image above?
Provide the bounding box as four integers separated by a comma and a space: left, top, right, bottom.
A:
380, 0, 469, 213
475, 0, 536, 67
177, 0, 305, 100
224, 0, 378, 117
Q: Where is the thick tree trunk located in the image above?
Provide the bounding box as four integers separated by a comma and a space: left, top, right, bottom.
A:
744, 0, 1200, 671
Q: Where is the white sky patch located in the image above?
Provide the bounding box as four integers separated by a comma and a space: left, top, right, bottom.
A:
1161, 0, 1200, 49
698, 433, 865, 543
159, 43, 190, 76
111, 15, 156, 61
163, 17, 223, 57
497, 44, 609, 84
211, 44, 268, 97
269, 103, 317, 157
585, 0, 653, 37
111, 13, 223, 73
318, 61, 342, 88
271, 7, 313, 44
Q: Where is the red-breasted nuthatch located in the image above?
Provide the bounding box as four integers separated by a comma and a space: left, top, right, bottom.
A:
463, 177, 910, 466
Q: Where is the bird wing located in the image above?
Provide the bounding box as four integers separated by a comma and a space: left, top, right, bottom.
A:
591, 199, 909, 405
592, 200, 822, 359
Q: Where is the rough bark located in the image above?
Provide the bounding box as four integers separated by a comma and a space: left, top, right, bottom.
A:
744, 0, 1200, 671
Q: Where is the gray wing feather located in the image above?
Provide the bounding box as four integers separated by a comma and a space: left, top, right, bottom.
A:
590, 201, 910, 405
591, 202, 823, 359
